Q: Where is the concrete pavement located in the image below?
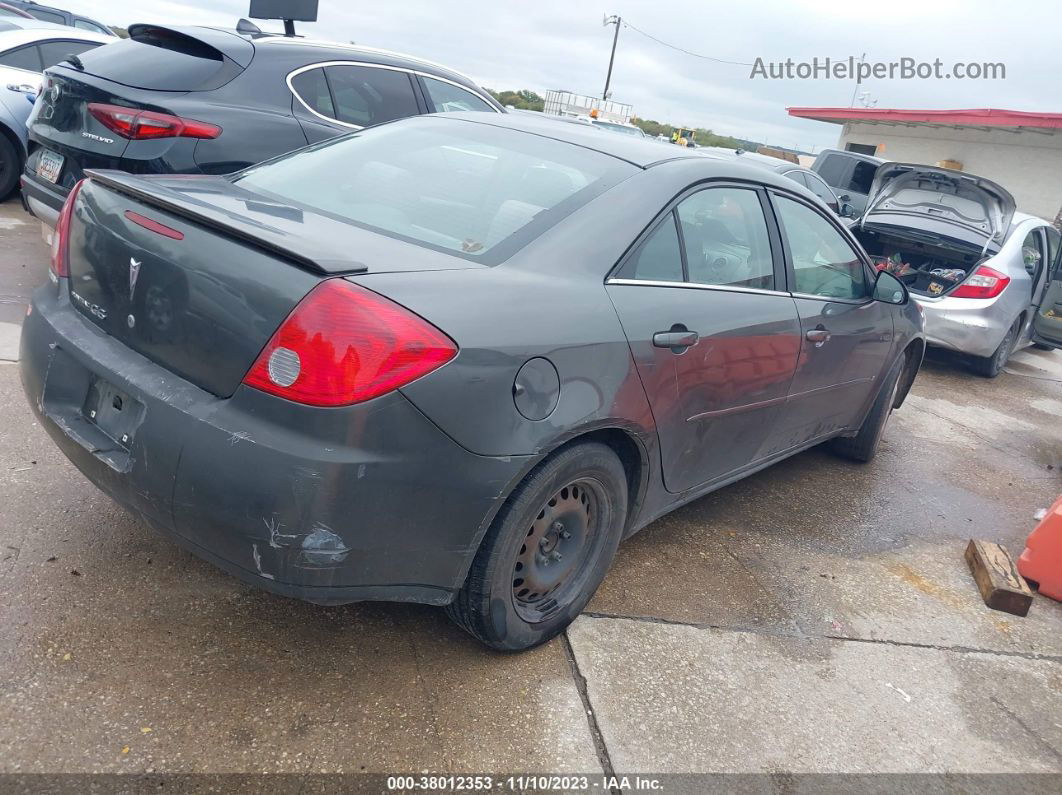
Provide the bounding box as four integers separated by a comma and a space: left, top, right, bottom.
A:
1, 198, 1061, 778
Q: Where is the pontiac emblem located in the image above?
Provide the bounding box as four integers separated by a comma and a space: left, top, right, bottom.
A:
128, 257, 141, 301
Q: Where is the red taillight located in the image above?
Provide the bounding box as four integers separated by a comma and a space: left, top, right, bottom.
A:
243, 280, 457, 407
87, 103, 221, 140
50, 178, 86, 279
951, 265, 1011, 299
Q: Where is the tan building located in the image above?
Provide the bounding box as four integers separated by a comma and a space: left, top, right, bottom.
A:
788, 107, 1062, 223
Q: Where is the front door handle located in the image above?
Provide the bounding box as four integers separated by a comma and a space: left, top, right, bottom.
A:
6, 83, 35, 94
653, 328, 699, 352
806, 327, 832, 347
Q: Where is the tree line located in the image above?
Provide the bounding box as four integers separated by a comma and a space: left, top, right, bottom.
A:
485, 89, 758, 150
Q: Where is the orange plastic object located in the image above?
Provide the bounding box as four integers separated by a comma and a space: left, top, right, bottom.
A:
1018, 494, 1062, 602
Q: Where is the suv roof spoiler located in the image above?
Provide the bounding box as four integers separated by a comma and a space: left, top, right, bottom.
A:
126, 23, 255, 68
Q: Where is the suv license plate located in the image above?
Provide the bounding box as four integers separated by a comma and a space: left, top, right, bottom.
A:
36, 150, 64, 184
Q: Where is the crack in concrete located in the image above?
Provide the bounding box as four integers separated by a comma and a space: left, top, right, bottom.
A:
581, 611, 1062, 664
990, 695, 1062, 765
560, 631, 619, 791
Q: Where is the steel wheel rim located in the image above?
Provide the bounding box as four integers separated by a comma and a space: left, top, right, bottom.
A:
512, 477, 605, 623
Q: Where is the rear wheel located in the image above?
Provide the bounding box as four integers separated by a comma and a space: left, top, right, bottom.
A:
971, 317, 1019, 378
829, 355, 904, 463
446, 442, 628, 652
0, 134, 20, 201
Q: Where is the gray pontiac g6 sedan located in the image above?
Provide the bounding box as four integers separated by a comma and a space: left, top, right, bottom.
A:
20, 113, 924, 650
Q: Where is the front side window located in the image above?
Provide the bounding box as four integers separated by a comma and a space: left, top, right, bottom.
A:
323, 64, 419, 127
0, 44, 42, 72
421, 76, 494, 113
775, 196, 868, 299
615, 214, 683, 282
237, 117, 634, 262
677, 187, 775, 290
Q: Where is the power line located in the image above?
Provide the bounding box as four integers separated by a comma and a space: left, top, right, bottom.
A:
620, 19, 754, 66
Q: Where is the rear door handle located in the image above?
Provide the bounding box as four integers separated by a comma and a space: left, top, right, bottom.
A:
653, 329, 699, 352
806, 327, 831, 347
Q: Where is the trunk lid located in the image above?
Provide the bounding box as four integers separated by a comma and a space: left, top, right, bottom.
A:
65, 173, 480, 397
860, 163, 1016, 254
26, 25, 252, 183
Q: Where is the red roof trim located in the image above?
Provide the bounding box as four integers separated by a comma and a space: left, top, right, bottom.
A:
787, 107, 1062, 129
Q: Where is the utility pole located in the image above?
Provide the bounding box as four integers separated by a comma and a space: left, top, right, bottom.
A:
602, 15, 621, 102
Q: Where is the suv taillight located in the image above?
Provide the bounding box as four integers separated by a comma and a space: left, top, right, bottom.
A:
242, 280, 457, 407
951, 265, 1010, 299
50, 178, 86, 279
87, 103, 221, 140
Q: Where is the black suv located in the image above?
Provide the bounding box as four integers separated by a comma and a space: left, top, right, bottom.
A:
21, 24, 503, 226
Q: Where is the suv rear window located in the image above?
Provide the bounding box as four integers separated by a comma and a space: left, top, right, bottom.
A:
237, 117, 636, 263
74, 28, 243, 91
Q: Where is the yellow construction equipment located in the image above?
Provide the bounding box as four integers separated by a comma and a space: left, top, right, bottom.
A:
671, 127, 696, 147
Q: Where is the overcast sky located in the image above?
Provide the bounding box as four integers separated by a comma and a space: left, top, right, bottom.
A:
53, 0, 1052, 150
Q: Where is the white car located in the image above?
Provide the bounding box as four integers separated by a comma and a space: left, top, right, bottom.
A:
0, 18, 112, 197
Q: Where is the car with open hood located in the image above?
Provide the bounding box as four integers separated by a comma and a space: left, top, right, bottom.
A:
849, 163, 1062, 376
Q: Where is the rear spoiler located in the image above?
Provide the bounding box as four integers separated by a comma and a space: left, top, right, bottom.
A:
83, 170, 367, 276
126, 23, 255, 68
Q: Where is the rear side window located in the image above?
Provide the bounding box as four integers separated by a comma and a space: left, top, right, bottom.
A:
678, 187, 775, 290
290, 67, 335, 118
804, 172, 838, 206
846, 161, 878, 195
38, 40, 102, 70
27, 9, 66, 24
237, 117, 635, 263
617, 215, 684, 282
73, 20, 110, 35
814, 154, 847, 188
323, 64, 419, 127
0, 44, 42, 71
421, 76, 494, 113
74, 29, 242, 91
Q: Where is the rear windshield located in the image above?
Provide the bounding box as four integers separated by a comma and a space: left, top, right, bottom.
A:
236, 117, 636, 263
75, 29, 240, 91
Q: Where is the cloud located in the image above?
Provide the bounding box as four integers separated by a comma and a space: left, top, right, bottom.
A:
49, 0, 1054, 151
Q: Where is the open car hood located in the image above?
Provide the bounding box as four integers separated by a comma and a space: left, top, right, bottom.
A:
861, 163, 1015, 252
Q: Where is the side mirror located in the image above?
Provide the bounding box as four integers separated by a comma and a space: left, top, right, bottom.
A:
873, 270, 907, 305
838, 193, 851, 203
839, 203, 856, 218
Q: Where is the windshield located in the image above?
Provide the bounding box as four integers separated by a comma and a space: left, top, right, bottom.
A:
594, 121, 644, 137
238, 117, 635, 263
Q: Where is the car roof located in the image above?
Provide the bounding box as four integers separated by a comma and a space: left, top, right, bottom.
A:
412, 114, 829, 202
0, 19, 113, 43
248, 35, 486, 90
817, 147, 886, 165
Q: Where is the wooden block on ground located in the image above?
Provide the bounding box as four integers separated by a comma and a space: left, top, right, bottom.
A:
965, 539, 1033, 617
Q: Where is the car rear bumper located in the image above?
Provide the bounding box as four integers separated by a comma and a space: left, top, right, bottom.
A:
20, 284, 528, 605
20, 168, 65, 228
912, 295, 1012, 358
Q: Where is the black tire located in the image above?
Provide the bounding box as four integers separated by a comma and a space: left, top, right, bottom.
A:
1033, 342, 1054, 351
0, 134, 20, 201
970, 317, 1019, 378
446, 441, 628, 652
829, 356, 904, 463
